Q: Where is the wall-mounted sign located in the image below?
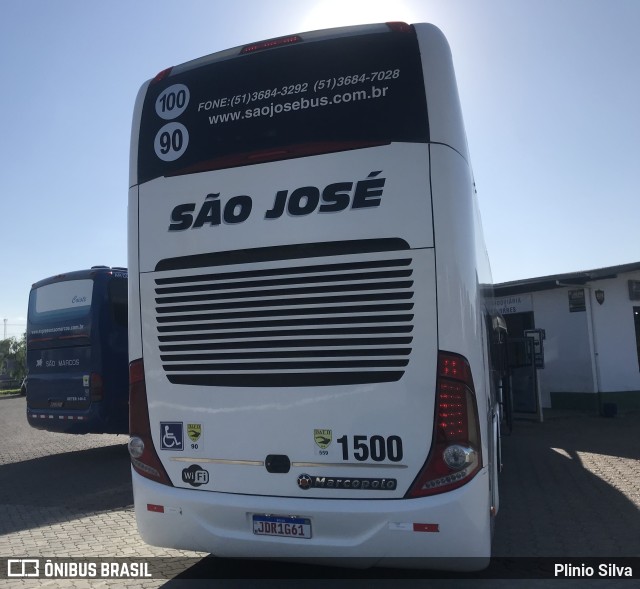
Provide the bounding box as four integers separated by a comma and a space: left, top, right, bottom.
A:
494, 294, 533, 315
568, 289, 586, 313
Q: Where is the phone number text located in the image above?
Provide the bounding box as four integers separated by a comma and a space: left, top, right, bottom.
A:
197, 69, 401, 111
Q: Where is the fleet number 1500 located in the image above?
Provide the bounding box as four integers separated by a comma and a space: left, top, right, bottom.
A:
337, 435, 403, 462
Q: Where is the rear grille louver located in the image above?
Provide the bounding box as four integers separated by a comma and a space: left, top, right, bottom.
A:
154, 240, 415, 387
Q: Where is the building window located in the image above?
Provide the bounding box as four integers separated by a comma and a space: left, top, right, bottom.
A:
635, 307, 640, 371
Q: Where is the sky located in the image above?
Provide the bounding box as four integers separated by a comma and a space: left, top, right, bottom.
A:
1, 0, 639, 338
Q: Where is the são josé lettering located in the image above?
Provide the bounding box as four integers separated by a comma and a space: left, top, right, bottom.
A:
168, 171, 385, 230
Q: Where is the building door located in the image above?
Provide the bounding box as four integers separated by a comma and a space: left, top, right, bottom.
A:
507, 338, 538, 414
504, 312, 539, 416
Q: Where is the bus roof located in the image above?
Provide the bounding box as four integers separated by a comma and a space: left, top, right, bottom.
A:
31, 267, 127, 289
162, 23, 411, 80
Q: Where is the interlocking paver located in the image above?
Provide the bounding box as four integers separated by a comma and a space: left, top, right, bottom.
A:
2, 393, 639, 585
492, 410, 640, 557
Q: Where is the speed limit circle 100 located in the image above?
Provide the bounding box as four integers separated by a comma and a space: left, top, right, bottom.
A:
155, 84, 190, 120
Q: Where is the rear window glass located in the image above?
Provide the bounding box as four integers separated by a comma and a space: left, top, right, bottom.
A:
28, 280, 93, 340
32, 280, 92, 317
138, 29, 428, 183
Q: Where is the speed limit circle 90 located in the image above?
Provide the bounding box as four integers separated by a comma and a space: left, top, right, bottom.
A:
155, 84, 190, 120
154, 122, 189, 161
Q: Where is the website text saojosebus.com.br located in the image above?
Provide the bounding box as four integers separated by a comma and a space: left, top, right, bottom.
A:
201, 84, 394, 126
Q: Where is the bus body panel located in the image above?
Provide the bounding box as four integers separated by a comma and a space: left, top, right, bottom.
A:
140, 245, 437, 498
430, 144, 491, 461
26, 345, 92, 411
132, 467, 491, 567
415, 24, 470, 164
430, 143, 499, 519
128, 186, 143, 362
137, 144, 434, 273
137, 143, 439, 498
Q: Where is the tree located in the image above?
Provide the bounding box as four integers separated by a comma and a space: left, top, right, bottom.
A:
0, 334, 26, 381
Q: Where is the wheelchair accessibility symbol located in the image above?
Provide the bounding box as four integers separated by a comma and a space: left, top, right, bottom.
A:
160, 422, 184, 451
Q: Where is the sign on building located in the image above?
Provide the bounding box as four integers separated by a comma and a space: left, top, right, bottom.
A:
568, 289, 586, 312
494, 294, 533, 315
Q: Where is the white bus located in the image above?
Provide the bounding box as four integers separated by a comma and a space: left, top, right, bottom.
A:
128, 22, 501, 570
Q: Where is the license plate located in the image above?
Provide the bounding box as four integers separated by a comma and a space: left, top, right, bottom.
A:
252, 515, 312, 539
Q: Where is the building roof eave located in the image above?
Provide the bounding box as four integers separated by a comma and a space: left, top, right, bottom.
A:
494, 261, 640, 296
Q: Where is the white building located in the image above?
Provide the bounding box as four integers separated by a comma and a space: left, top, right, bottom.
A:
494, 262, 640, 413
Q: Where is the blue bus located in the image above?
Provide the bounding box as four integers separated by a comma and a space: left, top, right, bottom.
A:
26, 267, 129, 434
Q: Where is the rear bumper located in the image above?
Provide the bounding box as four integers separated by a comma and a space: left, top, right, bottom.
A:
26, 405, 127, 434
132, 467, 492, 570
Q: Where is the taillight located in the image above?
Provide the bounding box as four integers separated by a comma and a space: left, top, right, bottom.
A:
240, 34, 302, 54
90, 372, 103, 402
386, 22, 413, 33
406, 351, 482, 497
128, 359, 172, 486
151, 67, 173, 84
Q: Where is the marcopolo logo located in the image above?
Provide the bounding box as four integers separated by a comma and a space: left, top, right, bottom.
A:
297, 474, 313, 490
182, 464, 209, 487
296, 474, 397, 491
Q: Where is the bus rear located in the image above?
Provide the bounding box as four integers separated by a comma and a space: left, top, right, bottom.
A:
128, 23, 497, 569
27, 268, 129, 434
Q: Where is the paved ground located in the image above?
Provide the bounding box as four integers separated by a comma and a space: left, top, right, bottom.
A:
1, 393, 639, 588
0, 395, 203, 589
494, 411, 640, 558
